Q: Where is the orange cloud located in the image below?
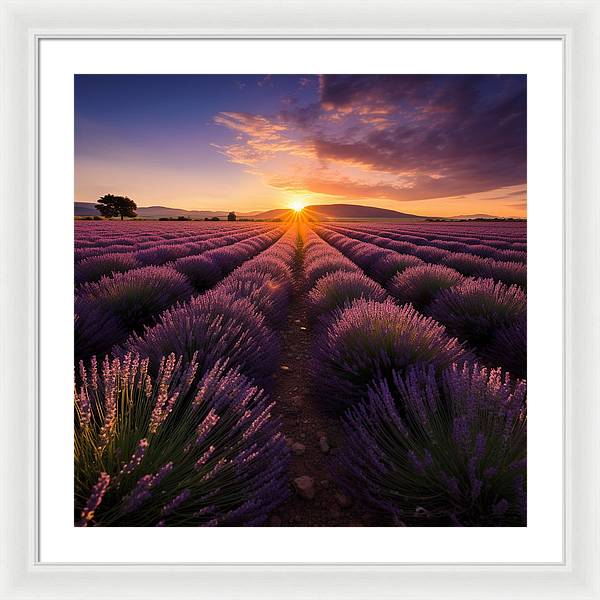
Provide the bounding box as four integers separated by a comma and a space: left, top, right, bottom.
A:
213, 75, 527, 214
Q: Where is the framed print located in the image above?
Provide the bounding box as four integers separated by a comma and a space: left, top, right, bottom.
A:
1, 1, 599, 599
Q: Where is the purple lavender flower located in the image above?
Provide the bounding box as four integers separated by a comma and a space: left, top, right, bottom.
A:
313, 299, 469, 411
75, 265, 193, 359
483, 313, 527, 379
75, 252, 141, 286
217, 271, 291, 326
174, 255, 223, 290
161, 489, 192, 517
371, 252, 425, 284
338, 362, 527, 526
429, 277, 526, 348
75, 354, 289, 527
307, 271, 387, 318
121, 289, 278, 386
304, 255, 359, 289
77, 472, 110, 527
388, 264, 465, 310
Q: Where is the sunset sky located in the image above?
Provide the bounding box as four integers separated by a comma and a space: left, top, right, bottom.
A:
75, 74, 526, 217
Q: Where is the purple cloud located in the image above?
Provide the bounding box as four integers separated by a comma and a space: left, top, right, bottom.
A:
215, 75, 527, 204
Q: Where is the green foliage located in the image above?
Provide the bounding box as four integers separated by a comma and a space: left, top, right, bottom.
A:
75, 353, 288, 526
95, 194, 138, 220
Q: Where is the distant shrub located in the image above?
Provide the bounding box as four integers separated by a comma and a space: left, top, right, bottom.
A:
122, 289, 278, 386
388, 264, 465, 310
308, 271, 387, 318
430, 278, 526, 348
75, 266, 193, 360
371, 253, 425, 284
75, 252, 141, 286
174, 255, 223, 290
313, 299, 469, 411
339, 362, 526, 526
75, 354, 289, 526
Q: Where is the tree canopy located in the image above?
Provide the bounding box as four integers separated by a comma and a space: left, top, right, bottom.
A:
95, 194, 137, 220
227, 212, 237, 221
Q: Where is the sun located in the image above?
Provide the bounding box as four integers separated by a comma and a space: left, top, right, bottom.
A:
289, 200, 305, 213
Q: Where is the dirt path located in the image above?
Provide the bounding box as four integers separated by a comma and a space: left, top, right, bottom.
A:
268, 241, 386, 527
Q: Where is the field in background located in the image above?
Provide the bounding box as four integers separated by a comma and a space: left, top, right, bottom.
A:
74, 219, 527, 527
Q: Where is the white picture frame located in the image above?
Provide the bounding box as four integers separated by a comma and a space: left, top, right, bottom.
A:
1, 0, 599, 598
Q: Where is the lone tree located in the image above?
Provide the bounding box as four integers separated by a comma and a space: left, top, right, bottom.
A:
95, 194, 137, 220
227, 211, 237, 222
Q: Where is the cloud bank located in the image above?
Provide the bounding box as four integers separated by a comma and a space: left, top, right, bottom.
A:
214, 75, 526, 206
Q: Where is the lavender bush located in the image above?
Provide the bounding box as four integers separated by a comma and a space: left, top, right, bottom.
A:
122, 288, 278, 386
339, 362, 527, 526
217, 271, 291, 326
484, 314, 527, 379
174, 255, 223, 290
75, 266, 193, 360
371, 252, 425, 284
304, 255, 359, 289
75, 252, 141, 286
235, 256, 293, 283
430, 277, 526, 348
307, 271, 387, 318
388, 264, 465, 310
442, 251, 493, 277
75, 353, 289, 526
483, 260, 527, 289
313, 299, 469, 411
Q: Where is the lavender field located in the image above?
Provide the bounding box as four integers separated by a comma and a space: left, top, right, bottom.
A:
74, 218, 527, 527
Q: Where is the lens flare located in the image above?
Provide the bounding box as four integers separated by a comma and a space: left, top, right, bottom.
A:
290, 200, 305, 213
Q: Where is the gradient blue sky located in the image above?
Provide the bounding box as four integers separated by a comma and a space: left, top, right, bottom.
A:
75, 74, 526, 216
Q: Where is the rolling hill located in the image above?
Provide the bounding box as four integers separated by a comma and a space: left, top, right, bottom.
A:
75, 202, 425, 221
448, 213, 502, 220
252, 204, 423, 220
74, 202, 247, 220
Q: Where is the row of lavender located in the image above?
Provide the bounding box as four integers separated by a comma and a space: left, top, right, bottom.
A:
75, 227, 285, 361
75, 221, 279, 283
320, 223, 527, 287
302, 224, 526, 526
75, 219, 271, 249
75, 226, 299, 526
351, 220, 527, 246
315, 224, 526, 379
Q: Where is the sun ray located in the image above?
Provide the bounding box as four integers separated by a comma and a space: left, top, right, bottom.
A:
289, 199, 305, 213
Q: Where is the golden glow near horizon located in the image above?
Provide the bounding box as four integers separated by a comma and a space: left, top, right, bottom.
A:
75, 76, 527, 218
289, 200, 306, 213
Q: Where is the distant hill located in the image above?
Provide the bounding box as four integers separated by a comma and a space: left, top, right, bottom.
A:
74, 202, 253, 220
74, 202, 102, 217
448, 213, 501, 220
75, 201, 425, 221
252, 203, 424, 221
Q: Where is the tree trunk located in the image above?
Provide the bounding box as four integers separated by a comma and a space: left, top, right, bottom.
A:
120, 214, 123, 220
